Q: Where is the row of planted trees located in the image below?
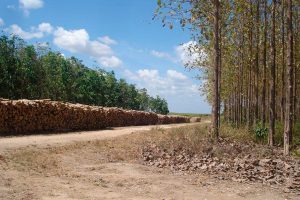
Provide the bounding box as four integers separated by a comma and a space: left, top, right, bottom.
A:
156, 0, 299, 155
0, 35, 169, 114
220, 0, 299, 155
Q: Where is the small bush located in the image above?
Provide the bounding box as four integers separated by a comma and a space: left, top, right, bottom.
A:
254, 123, 268, 142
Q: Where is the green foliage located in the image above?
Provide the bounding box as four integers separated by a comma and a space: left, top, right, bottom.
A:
291, 150, 300, 158
157, 0, 161, 7
292, 122, 300, 147
0, 35, 169, 114
149, 95, 169, 115
223, 121, 300, 148
274, 121, 300, 148
254, 123, 268, 141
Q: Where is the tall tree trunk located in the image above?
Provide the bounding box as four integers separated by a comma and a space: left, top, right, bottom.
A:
281, 0, 285, 122
295, 11, 300, 122
292, 61, 296, 142
254, 0, 260, 125
262, 0, 267, 127
230, 94, 233, 122
212, 0, 220, 139
218, 27, 222, 129
248, 1, 254, 128
269, 0, 276, 146
284, 0, 293, 156
239, 34, 244, 125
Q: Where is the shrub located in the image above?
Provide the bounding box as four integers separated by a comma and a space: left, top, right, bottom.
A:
254, 122, 268, 142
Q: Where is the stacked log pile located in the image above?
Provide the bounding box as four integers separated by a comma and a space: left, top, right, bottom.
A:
0, 99, 190, 135
190, 117, 201, 123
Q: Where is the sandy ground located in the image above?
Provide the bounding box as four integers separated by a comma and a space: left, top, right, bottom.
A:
0, 122, 298, 200
0, 123, 201, 151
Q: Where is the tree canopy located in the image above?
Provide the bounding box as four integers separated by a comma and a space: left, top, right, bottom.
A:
0, 34, 169, 115
156, 0, 300, 154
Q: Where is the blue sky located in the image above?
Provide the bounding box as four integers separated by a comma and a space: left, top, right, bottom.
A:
0, 0, 210, 113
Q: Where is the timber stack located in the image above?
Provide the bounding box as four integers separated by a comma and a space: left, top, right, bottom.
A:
0, 99, 190, 135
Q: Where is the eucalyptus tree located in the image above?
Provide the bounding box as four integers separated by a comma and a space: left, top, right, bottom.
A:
0, 35, 21, 99
155, 0, 228, 138
284, 0, 294, 155
155, 0, 300, 154
269, 0, 276, 146
0, 34, 170, 114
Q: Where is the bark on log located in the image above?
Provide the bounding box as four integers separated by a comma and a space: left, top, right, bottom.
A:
0, 99, 190, 135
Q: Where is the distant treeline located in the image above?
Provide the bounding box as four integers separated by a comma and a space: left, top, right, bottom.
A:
0, 35, 169, 114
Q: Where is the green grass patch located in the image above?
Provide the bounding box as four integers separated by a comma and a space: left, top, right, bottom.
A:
221, 120, 300, 151
220, 124, 255, 143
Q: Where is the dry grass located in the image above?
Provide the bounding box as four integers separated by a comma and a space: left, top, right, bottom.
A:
2, 123, 287, 176
220, 125, 255, 142
145, 124, 211, 153
2, 124, 208, 170
88, 123, 258, 161
1, 124, 299, 200
3, 147, 63, 176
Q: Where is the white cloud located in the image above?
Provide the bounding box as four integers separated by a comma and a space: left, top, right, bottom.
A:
7, 23, 122, 68
53, 28, 89, 53
37, 23, 53, 33
19, 0, 44, 15
7, 24, 43, 39
53, 27, 122, 68
124, 68, 209, 113
150, 50, 178, 63
175, 41, 207, 67
98, 36, 117, 45
151, 42, 207, 66
19, 0, 43, 9
138, 69, 159, 79
6, 23, 52, 40
151, 50, 170, 59
53, 28, 112, 57
97, 56, 122, 68
124, 69, 139, 81
88, 40, 112, 57
0, 18, 4, 26
167, 69, 187, 80
124, 68, 199, 97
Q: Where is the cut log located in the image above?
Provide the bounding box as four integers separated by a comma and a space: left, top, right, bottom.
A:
0, 99, 190, 135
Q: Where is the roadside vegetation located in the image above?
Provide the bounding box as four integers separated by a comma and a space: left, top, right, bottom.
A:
156, 0, 300, 155
0, 35, 169, 114
221, 121, 300, 157
3, 123, 299, 194
2, 123, 299, 199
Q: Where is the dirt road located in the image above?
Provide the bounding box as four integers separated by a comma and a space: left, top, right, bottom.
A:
0, 122, 298, 200
0, 122, 201, 151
